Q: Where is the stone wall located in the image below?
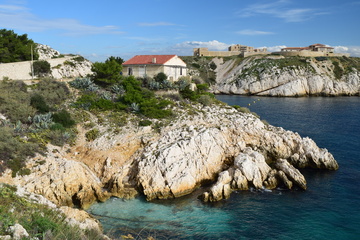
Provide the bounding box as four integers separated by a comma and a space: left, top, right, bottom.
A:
273, 51, 350, 57
0, 56, 92, 80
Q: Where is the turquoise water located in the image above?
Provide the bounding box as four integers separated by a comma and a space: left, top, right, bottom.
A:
88, 96, 360, 239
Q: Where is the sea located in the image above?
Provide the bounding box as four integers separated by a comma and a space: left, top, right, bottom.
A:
88, 95, 360, 240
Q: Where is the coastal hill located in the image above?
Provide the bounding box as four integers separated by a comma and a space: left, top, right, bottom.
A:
181, 55, 360, 96
0, 44, 92, 80
0, 42, 342, 238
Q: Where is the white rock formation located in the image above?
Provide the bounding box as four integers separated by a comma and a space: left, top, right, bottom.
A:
213, 56, 360, 96
4, 104, 339, 205
36, 44, 61, 60
8, 224, 29, 240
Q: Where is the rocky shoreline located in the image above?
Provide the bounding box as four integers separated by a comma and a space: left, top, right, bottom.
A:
1, 103, 338, 207
211, 56, 360, 96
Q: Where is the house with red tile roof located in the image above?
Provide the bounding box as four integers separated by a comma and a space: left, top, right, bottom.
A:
122, 55, 187, 81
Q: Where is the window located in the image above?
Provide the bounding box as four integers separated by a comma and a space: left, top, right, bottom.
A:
128, 67, 133, 75
180, 67, 183, 75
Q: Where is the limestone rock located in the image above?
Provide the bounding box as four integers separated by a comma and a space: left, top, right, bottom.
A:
8, 224, 29, 240
213, 56, 360, 96
60, 206, 103, 233
234, 148, 271, 189
13, 147, 109, 209
276, 159, 307, 190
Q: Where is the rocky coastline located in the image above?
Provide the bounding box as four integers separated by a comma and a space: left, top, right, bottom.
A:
1, 103, 338, 207
210, 55, 360, 96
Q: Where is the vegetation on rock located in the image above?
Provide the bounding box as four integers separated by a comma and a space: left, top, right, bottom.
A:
0, 184, 104, 239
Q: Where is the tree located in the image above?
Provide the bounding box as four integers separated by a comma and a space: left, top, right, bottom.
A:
0, 29, 39, 63
106, 56, 124, 65
33, 60, 51, 77
91, 57, 123, 86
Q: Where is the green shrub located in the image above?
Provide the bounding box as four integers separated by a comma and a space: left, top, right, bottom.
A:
179, 85, 199, 101
46, 130, 72, 146
332, 60, 344, 79
34, 79, 70, 106
52, 110, 75, 128
233, 105, 251, 114
139, 119, 152, 127
154, 72, 168, 83
33, 60, 51, 77
196, 83, 209, 92
197, 95, 214, 106
0, 80, 35, 123
85, 128, 100, 141
30, 94, 50, 113
0, 126, 40, 175
0, 184, 105, 239
50, 123, 66, 132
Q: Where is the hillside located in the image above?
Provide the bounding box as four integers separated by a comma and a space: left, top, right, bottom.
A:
0, 44, 92, 80
181, 55, 360, 96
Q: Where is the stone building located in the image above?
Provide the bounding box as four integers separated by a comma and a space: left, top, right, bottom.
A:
193, 44, 268, 57
277, 44, 349, 57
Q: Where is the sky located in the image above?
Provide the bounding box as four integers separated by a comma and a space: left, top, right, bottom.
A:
1, 0, 360, 62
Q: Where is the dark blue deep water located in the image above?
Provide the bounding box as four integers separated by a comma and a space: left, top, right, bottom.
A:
88, 96, 360, 240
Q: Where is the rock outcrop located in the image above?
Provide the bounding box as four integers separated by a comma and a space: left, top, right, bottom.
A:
0, 45, 92, 80
3, 104, 339, 206
130, 105, 338, 201
212, 55, 360, 96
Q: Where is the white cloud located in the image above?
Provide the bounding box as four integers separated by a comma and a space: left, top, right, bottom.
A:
259, 45, 287, 52
174, 40, 229, 51
236, 29, 274, 35
333, 46, 360, 57
138, 22, 176, 27
0, 4, 123, 35
237, 0, 328, 22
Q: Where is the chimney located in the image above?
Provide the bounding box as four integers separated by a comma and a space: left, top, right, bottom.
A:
152, 57, 156, 63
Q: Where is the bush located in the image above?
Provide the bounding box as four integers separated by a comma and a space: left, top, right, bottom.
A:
85, 128, 100, 141
0, 126, 40, 175
0, 80, 35, 123
52, 110, 75, 128
196, 83, 209, 92
179, 85, 199, 101
0, 184, 105, 239
33, 60, 51, 77
139, 119, 152, 127
34, 79, 70, 106
197, 95, 214, 106
154, 72, 168, 83
30, 94, 50, 113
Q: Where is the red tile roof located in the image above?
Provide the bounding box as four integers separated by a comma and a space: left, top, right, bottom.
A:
123, 55, 177, 65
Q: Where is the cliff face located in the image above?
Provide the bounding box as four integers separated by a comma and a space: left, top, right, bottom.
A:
212, 56, 360, 96
2, 104, 338, 207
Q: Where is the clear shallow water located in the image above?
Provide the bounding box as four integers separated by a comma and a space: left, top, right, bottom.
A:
88, 96, 360, 239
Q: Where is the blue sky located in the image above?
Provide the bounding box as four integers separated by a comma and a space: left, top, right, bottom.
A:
1, 0, 359, 62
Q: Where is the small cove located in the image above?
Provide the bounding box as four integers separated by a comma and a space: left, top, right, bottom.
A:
88, 96, 360, 239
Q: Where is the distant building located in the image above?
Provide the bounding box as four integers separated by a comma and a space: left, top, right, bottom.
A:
277, 43, 349, 57
122, 55, 187, 81
193, 44, 269, 57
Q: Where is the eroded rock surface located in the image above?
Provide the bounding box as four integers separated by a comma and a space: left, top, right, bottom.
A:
4, 104, 339, 206
213, 56, 360, 96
